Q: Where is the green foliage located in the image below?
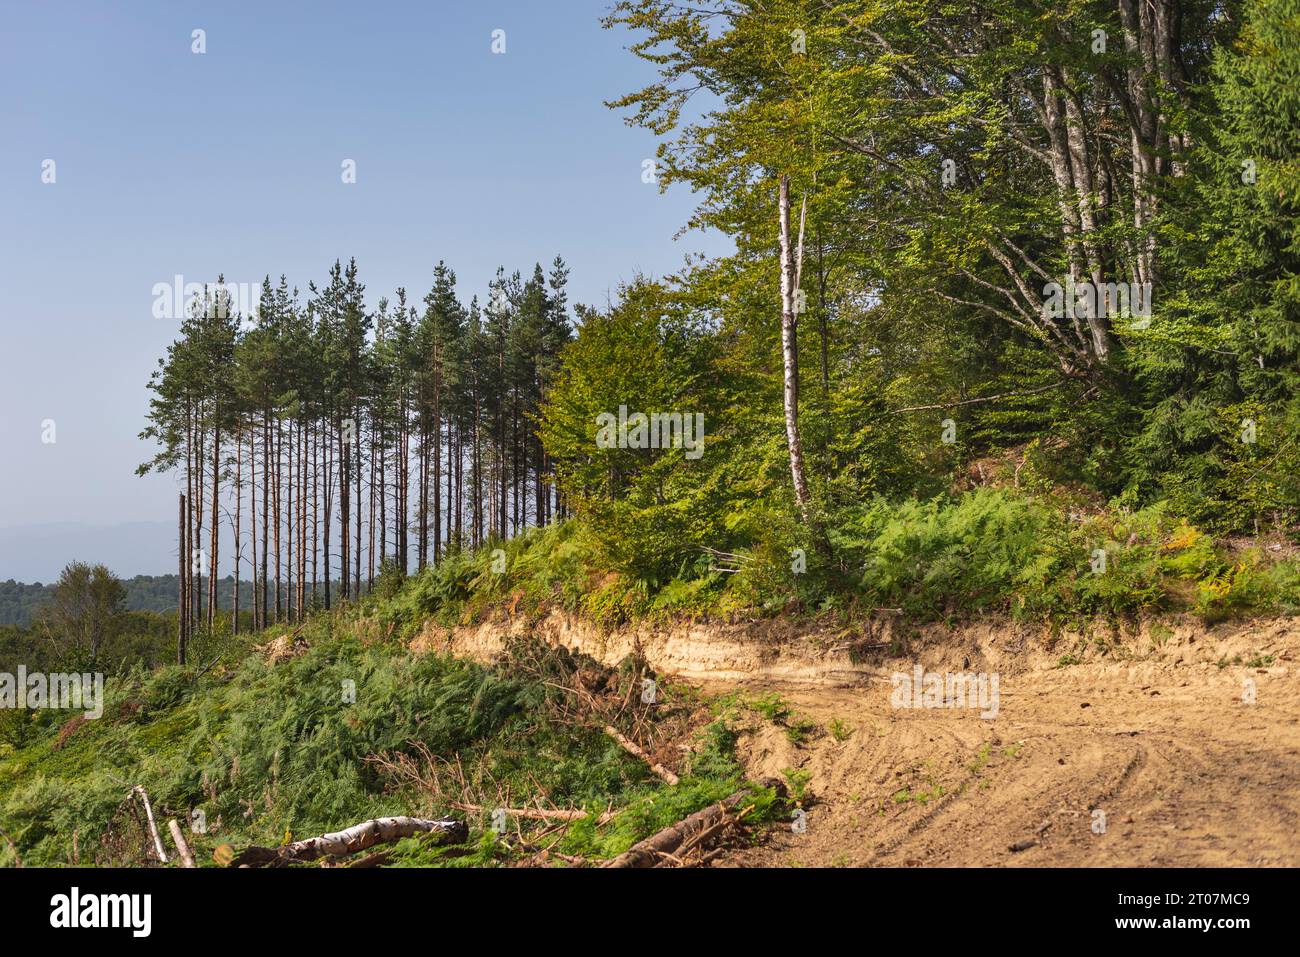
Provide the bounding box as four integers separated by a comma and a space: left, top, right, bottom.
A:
0, 604, 764, 867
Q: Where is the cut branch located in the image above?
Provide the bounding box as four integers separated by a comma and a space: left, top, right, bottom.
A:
894, 381, 1069, 414
603, 788, 754, 868
450, 803, 616, 825
132, 786, 168, 864
166, 818, 196, 868
605, 725, 680, 785
230, 816, 467, 867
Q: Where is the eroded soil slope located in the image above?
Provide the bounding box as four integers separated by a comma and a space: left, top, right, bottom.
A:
430, 610, 1300, 867
721, 627, 1300, 867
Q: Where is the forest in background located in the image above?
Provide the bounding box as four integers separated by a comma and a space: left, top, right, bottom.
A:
0, 576, 249, 627
6, 0, 1299, 670
136, 257, 573, 663
4, 0, 1300, 873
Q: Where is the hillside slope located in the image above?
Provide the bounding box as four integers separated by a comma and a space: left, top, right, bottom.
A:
430, 610, 1300, 866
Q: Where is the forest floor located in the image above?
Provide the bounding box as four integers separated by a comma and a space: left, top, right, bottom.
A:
715, 628, 1300, 868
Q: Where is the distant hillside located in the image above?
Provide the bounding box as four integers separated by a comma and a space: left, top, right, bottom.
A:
0, 575, 258, 626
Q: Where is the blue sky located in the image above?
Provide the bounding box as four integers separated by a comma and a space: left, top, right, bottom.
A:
0, 0, 727, 575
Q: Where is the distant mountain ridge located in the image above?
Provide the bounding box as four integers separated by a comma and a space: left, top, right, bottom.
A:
0, 575, 258, 626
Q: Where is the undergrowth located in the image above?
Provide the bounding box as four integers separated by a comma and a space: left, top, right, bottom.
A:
0, 629, 774, 867
365, 487, 1300, 632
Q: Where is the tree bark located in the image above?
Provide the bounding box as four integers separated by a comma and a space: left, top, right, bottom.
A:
604, 726, 679, 785
166, 819, 196, 868
132, 786, 168, 864
603, 789, 753, 868
177, 493, 187, 665
230, 816, 467, 867
778, 175, 815, 525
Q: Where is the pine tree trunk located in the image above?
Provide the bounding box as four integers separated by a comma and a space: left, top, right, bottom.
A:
261, 411, 270, 627
250, 420, 259, 631
194, 423, 204, 628
286, 417, 294, 622
208, 425, 220, 631
177, 493, 187, 665
312, 419, 319, 606
273, 416, 282, 622
233, 428, 241, 636
355, 404, 362, 597
324, 419, 333, 610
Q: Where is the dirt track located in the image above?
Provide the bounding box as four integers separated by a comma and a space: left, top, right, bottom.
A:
434, 607, 1300, 867
720, 633, 1300, 867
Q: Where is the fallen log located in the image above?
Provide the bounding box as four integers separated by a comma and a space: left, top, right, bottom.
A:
166, 818, 196, 868
450, 803, 616, 825
604, 725, 680, 786
348, 849, 392, 868
603, 788, 753, 868
132, 786, 168, 864
231, 816, 467, 867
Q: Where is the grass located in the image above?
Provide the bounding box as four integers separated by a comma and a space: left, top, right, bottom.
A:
0, 615, 779, 868
360, 488, 1300, 636
7, 485, 1297, 867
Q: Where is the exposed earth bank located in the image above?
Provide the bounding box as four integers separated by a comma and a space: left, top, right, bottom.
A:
415, 610, 1300, 866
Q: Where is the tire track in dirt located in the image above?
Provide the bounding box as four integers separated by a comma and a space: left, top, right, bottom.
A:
720, 640, 1300, 868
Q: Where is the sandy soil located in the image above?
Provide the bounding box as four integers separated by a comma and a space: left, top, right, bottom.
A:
434, 606, 1300, 867
720, 632, 1300, 867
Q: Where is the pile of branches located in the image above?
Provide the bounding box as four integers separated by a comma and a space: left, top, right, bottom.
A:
228, 640, 776, 868
603, 782, 782, 868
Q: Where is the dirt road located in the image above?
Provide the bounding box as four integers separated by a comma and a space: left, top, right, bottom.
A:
439, 607, 1300, 867
720, 624, 1300, 867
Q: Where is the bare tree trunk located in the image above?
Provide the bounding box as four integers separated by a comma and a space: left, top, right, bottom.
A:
261, 411, 270, 626
208, 426, 220, 631
433, 378, 443, 563
132, 787, 168, 864
299, 418, 308, 618
455, 424, 463, 544
177, 493, 187, 665
368, 417, 376, 588
233, 426, 241, 636
339, 419, 349, 601
778, 174, 814, 524
194, 421, 204, 627
473, 390, 483, 548
286, 418, 295, 622
312, 419, 319, 605
250, 420, 259, 630
323, 420, 333, 609
418, 420, 428, 570
379, 417, 387, 570
273, 417, 282, 622
1117, 0, 1172, 289
354, 405, 362, 597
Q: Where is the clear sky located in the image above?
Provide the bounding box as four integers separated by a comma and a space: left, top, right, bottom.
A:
0, 0, 727, 576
